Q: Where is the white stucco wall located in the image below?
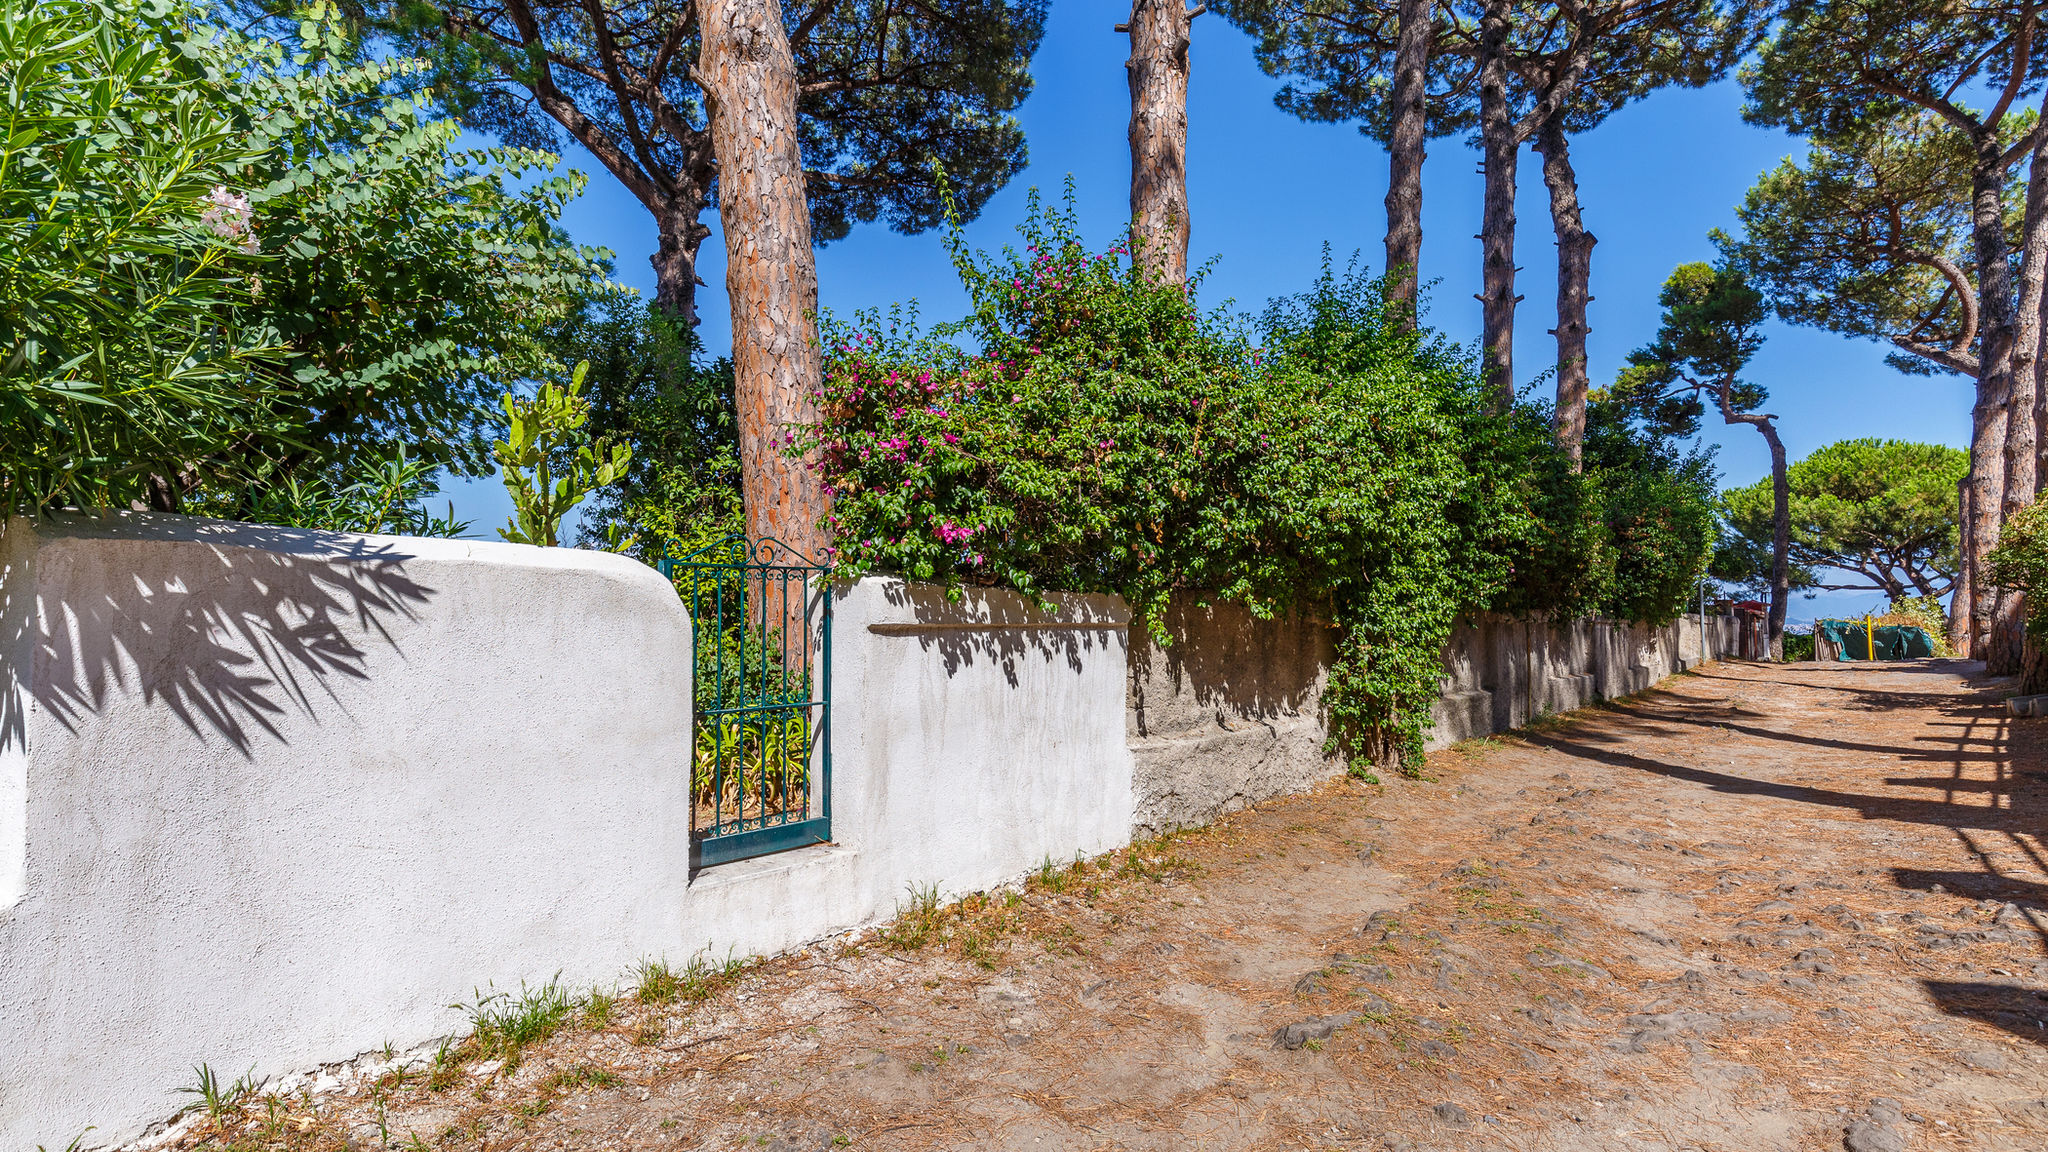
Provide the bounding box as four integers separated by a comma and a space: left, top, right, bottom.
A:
832, 578, 1136, 893
0, 513, 699, 1148
0, 519, 1139, 1148
677, 578, 1137, 962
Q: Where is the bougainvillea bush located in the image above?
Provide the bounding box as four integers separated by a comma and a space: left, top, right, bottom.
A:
808, 193, 1251, 623
799, 195, 1710, 768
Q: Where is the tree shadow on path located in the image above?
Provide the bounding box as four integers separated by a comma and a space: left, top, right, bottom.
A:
1521, 662, 2048, 1045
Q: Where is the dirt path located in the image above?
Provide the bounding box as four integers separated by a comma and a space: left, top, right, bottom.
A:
191, 660, 2048, 1151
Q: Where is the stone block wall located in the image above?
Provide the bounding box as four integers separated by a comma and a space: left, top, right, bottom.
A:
1127, 597, 1743, 833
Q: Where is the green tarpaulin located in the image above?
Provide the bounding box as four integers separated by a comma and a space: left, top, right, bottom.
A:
1815, 620, 1935, 660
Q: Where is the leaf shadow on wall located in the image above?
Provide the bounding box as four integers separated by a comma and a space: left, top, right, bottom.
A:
1126, 596, 1330, 739
869, 579, 1125, 689
10, 515, 435, 756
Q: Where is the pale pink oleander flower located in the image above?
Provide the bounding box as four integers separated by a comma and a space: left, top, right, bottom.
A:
198, 186, 258, 253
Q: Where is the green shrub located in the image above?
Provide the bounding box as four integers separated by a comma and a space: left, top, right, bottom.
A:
1, 0, 611, 518
1987, 502, 2048, 637
493, 361, 631, 547
565, 296, 746, 560
0, 0, 278, 513
801, 200, 1531, 768
800, 196, 1715, 769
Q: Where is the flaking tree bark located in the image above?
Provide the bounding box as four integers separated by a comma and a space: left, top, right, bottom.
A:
1956, 477, 1976, 652
1121, 0, 1202, 283
1536, 117, 1593, 468
1992, 107, 2048, 669
1385, 0, 1432, 321
1967, 127, 2021, 666
1474, 0, 1519, 402
1511, 0, 1769, 460
700, 0, 831, 565
1466, 0, 1602, 407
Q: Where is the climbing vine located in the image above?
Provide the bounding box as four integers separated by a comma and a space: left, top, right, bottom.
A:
796, 194, 1709, 771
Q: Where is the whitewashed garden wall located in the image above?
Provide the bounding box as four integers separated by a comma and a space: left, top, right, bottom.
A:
0, 513, 1737, 1146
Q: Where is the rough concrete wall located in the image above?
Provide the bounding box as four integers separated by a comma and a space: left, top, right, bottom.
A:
1428, 612, 1739, 746
1126, 599, 1338, 835
1131, 595, 1745, 829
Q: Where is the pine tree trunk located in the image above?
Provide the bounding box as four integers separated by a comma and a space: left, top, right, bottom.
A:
1712, 380, 1789, 660
1993, 125, 2048, 671
1968, 135, 2018, 666
651, 190, 714, 325
1763, 420, 1791, 661
700, 0, 832, 567
2021, 632, 2048, 693
1536, 118, 1594, 470
1124, 0, 1194, 284
1953, 476, 1976, 655
1384, 0, 1430, 323
1476, 0, 1517, 407
2039, 229, 2048, 503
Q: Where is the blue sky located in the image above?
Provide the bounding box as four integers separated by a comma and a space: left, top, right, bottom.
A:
442, 4, 1968, 624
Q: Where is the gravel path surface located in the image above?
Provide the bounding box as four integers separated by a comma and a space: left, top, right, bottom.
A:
181, 659, 2048, 1151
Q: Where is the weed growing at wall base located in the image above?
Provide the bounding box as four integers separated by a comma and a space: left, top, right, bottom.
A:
635, 952, 746, 1005
176, 1064, 259, 1121
457, 978, 576, 1069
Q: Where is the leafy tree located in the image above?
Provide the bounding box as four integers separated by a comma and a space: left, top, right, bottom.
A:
1744, 0, 2048, 665
350, 0, 1047, 324
205, 20, 612, 500
1719, 110, 1987, 378
236, 448, 472, 536
1613, 261, 1792, 656
1582, 391, 1720, 621
494, 361, 632, 546
4, 3, 612, 520
1720, 438, 1967, 602
560, 294, 745, 560
1, 0, 280, 514
1987, 499, 2048, 689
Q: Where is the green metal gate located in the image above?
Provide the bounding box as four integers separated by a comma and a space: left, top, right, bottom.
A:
658, 536, 831, 867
